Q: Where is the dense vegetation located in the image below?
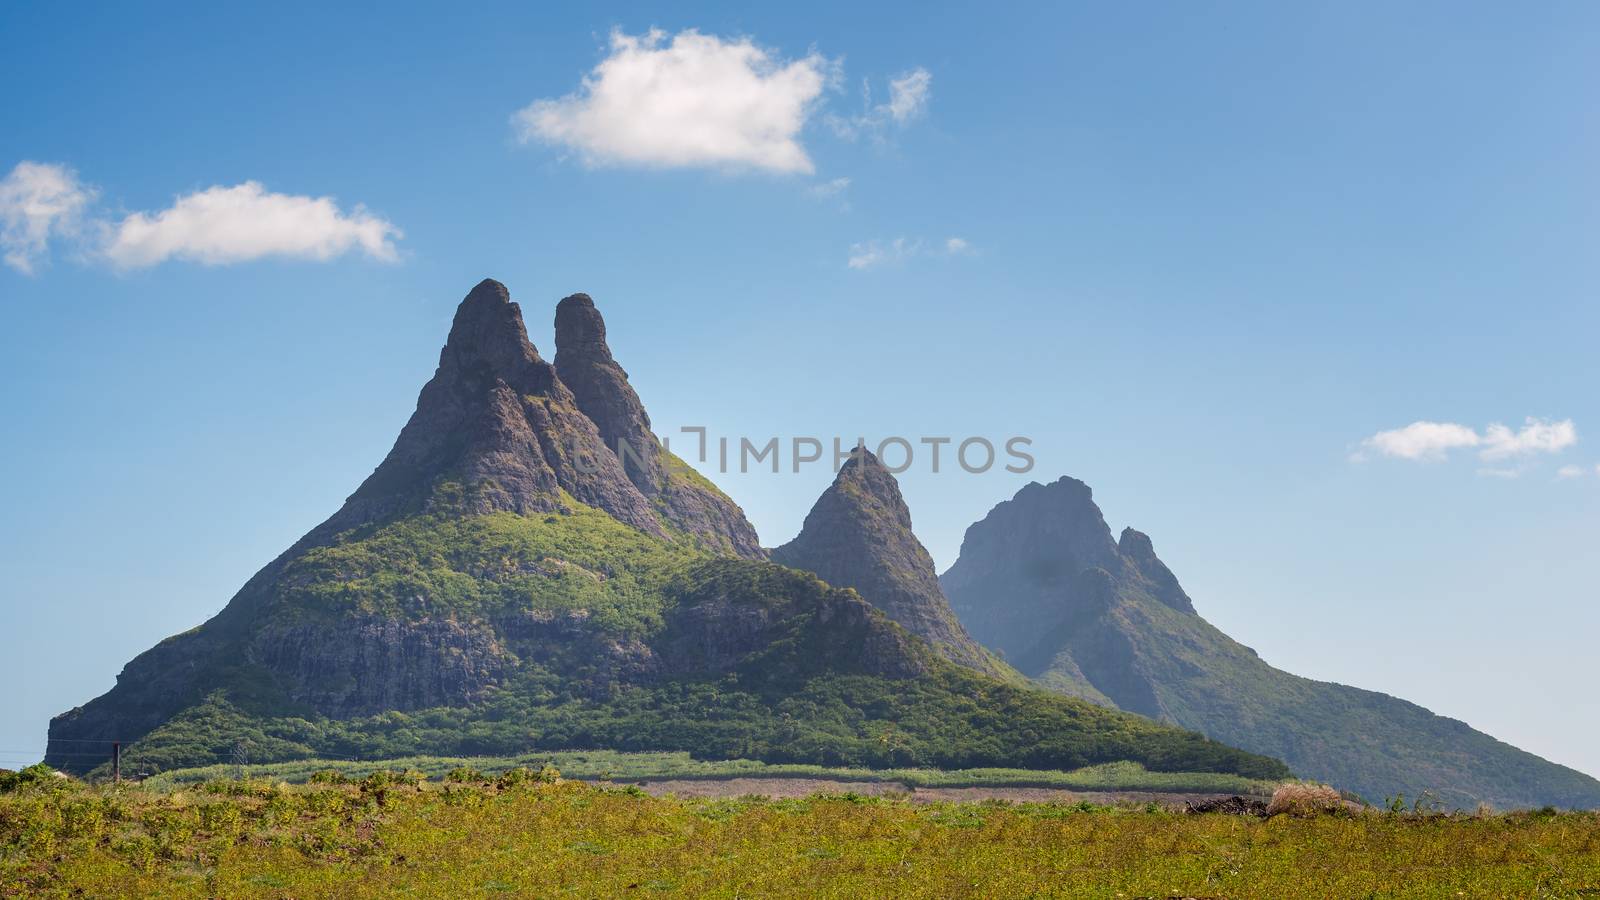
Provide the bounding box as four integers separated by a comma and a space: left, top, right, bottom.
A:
5, 769, 1598, 898
107, 661, 1287, 781
279, 502, 701, 633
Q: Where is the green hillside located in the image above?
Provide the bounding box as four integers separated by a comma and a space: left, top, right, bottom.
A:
60, 503, 1284, 782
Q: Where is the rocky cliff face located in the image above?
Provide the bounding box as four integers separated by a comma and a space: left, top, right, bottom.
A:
772, 448, 1007, 677
248, 617, 512, 718
553, 292, 764, 558
942, 476, 1600, 811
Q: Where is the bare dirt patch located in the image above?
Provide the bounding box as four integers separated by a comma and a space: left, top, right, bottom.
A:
599, 777, 1256, 808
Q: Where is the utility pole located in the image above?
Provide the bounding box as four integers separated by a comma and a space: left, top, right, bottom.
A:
112, 742, 121, 784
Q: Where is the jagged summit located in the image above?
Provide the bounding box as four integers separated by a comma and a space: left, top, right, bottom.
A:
449, 278, 544, 374
773, 447, 1008, 677
333, 279, 661, 535
553, 291, 764, 558
553, 291, 663, 492
553, 291, 605, 347
941, 475, 1125, 659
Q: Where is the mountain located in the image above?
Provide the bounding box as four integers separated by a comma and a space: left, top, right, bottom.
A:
943, 476, 1600, 810
45, 281, 1284, 784
772, 448, 1011, 678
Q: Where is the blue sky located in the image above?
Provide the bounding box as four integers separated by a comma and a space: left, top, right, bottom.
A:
2, 2, 1598, 777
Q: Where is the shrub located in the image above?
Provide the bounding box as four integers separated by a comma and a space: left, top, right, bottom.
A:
497, 765, 561, 789
1266, 783, 1345, 817
496, 767, 535, 788
359, 770, 407, 791
0, 764, 70, 794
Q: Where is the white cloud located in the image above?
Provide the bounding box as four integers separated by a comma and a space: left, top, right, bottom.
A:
103, 182, 401, 269
1556, 464, 1586, 480
514, 29, 830, 174
1480, 417, 1578, 461
1358, 421, 1482, 462
0, 161, 94, 274
829, 67, 934, 141
1356, 417, 1577, 464
945, 236, 971, 254
2, 161, 402, 272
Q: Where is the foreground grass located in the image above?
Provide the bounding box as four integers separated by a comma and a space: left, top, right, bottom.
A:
5, 772, 1599, 898
144, 751, 1275, 796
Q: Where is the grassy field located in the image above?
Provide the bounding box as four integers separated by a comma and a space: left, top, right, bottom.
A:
142, 750, 1277, 796
5, 766, 1599, 898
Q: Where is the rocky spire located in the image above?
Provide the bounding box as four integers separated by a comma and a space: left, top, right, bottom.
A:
333, 279, 663, 535
553, 293, 665, 492
773, 447, 1005, 675
553, 292, 765, 558
1118, 527, 1196, 614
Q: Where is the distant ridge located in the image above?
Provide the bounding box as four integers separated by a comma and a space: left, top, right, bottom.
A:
943, 475, 1600, 810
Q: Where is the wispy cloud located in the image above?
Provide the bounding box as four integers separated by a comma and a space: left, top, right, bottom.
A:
807, 177, 851, 199
828, 67, 933, 141
1354, 418, 1578, 466
846, 235, 973, 270
0, 161, 95, 274
1476, 466, 1526, 480
883, 68, 933, 125
1556, 464, 1586, 480
1, 161, 401, 272
514, 29, 831, 174
847, 237, 918, 270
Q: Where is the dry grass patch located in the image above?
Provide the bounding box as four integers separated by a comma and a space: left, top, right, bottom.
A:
1267, 782, 1346, 817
